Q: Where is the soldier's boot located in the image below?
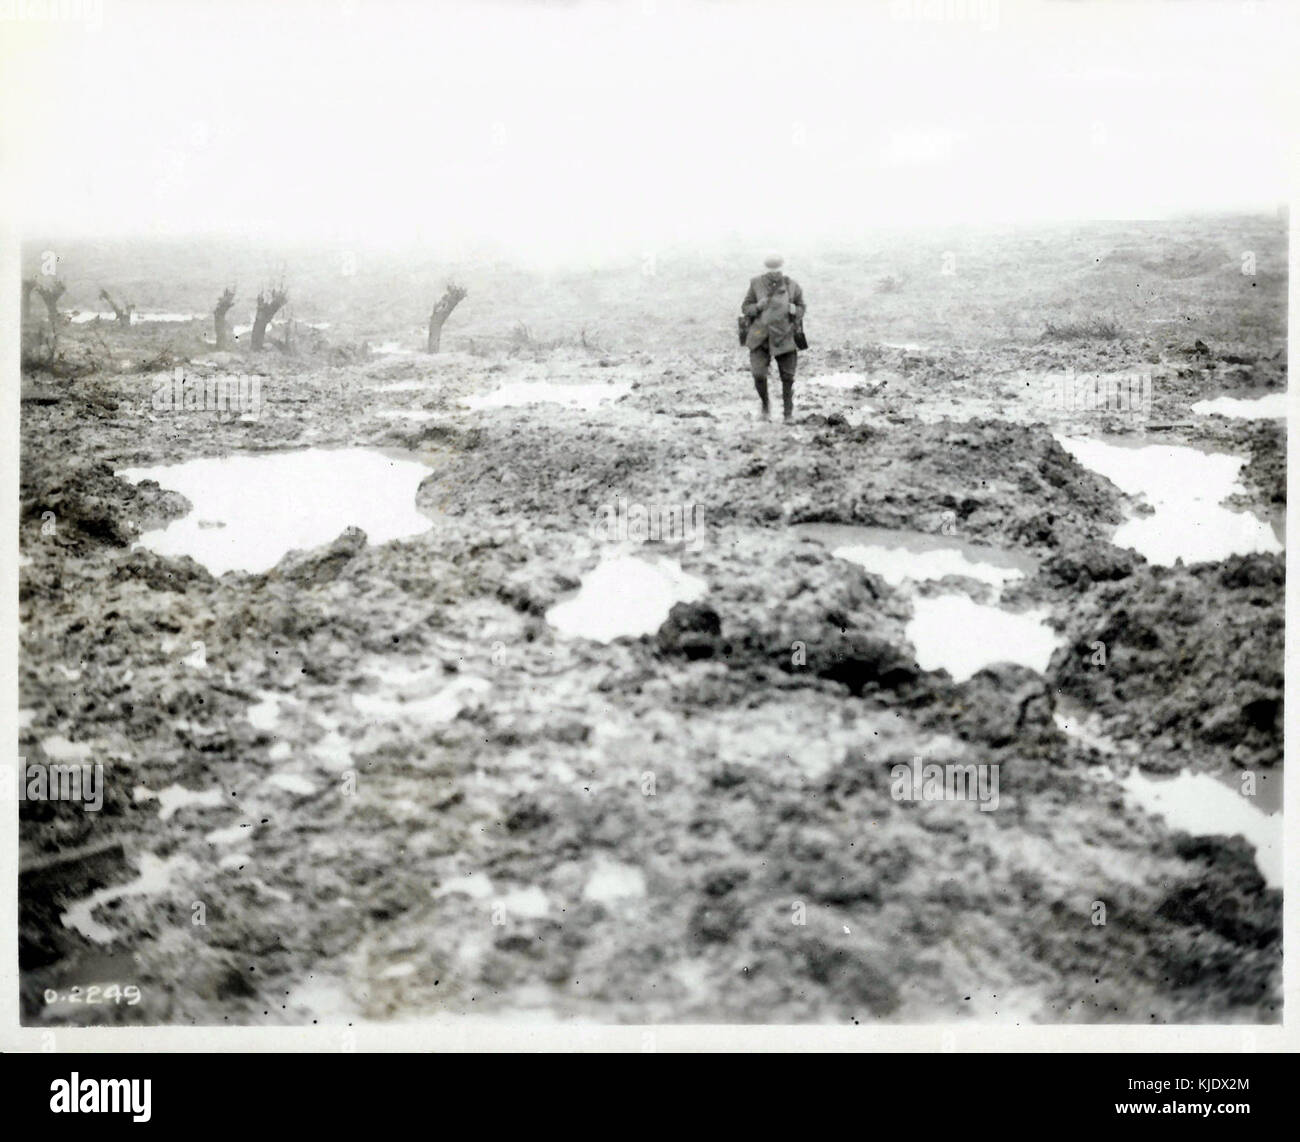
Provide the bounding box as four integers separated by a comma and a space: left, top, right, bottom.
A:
782, 378, 794, 422
754, 376, 771, 420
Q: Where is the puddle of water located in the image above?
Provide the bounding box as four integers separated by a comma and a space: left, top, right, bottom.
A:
796, 524, 1035, 590
118, 447, 435, 575
134, 312, 206, 323
374, 381, 428, 393
548, 555, 707, 642
1057, 703, 1282, 884
907, 595, 1058, 682
373, 342, 420, 356
1190, 393, 1288, 419
462, 381, 632, 411
1055, 698, 1283, 814
61, 853, 185, 944
1121, 769, 1281, 888
1054, 434, 1282, 565
1219, 767, 1284, 816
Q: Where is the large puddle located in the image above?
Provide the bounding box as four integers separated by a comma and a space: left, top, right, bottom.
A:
1055, 701, 1281, 887
1121, 769, 1281, 888
462, 382, 632, 411
118, 448, 434, 575
798, 525, 1054, 680
796, 524, 1035, 589
1190, 392, 1288, 420
1054, 434, 1282, 565
62, 852, 188, 944
907, 594, 1057, 682
548, 554, 707, 642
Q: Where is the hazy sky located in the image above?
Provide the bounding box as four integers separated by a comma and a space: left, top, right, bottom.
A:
2, 0, 1293, 263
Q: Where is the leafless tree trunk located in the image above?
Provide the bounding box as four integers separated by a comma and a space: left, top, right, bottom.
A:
35, 279, 66, 340
99, 287, 134, 328
427, 282, 467, 353
214, 287, 236, 349
22, 277, 37, 322
251, 285, 288, 351
32, 280, 66, 358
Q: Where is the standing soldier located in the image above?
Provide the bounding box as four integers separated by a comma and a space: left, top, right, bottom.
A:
740, 254, 806, 422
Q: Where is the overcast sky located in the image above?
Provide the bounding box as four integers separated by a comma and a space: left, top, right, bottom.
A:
2, 0, 1293, 264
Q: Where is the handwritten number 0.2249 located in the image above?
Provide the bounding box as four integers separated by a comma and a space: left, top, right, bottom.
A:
44, 985, 142, 1005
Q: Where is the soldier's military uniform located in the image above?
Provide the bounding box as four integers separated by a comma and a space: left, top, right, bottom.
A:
741, 258, 805, 421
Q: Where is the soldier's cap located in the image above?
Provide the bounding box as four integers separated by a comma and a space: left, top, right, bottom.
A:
763, 254, 784, 270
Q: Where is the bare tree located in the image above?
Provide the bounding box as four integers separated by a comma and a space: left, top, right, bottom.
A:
35, 279, 67, 330
251, 284, 288, 351
214, 287, 236, 349
427, 282, 468, 353
22, 277, 37, 322
99, 287, 134, 328
29, 279, 67, 359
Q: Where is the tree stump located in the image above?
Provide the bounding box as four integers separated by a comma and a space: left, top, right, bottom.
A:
251, 286, 288, 351
214, 287, 236, 350
427, 283, 468, 353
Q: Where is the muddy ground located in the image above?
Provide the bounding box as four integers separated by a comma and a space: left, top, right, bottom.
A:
17, 241, 1285, 1026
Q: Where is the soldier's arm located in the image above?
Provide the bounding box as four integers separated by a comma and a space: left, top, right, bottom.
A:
789, 281, 806, 318
741, 282, 760, 318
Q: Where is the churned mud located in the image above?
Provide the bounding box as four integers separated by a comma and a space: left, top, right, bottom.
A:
18, 240, 1284, 1026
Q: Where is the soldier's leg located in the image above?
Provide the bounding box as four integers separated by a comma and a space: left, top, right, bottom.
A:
777, 350, 797, 421
749, 346, 771, 417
